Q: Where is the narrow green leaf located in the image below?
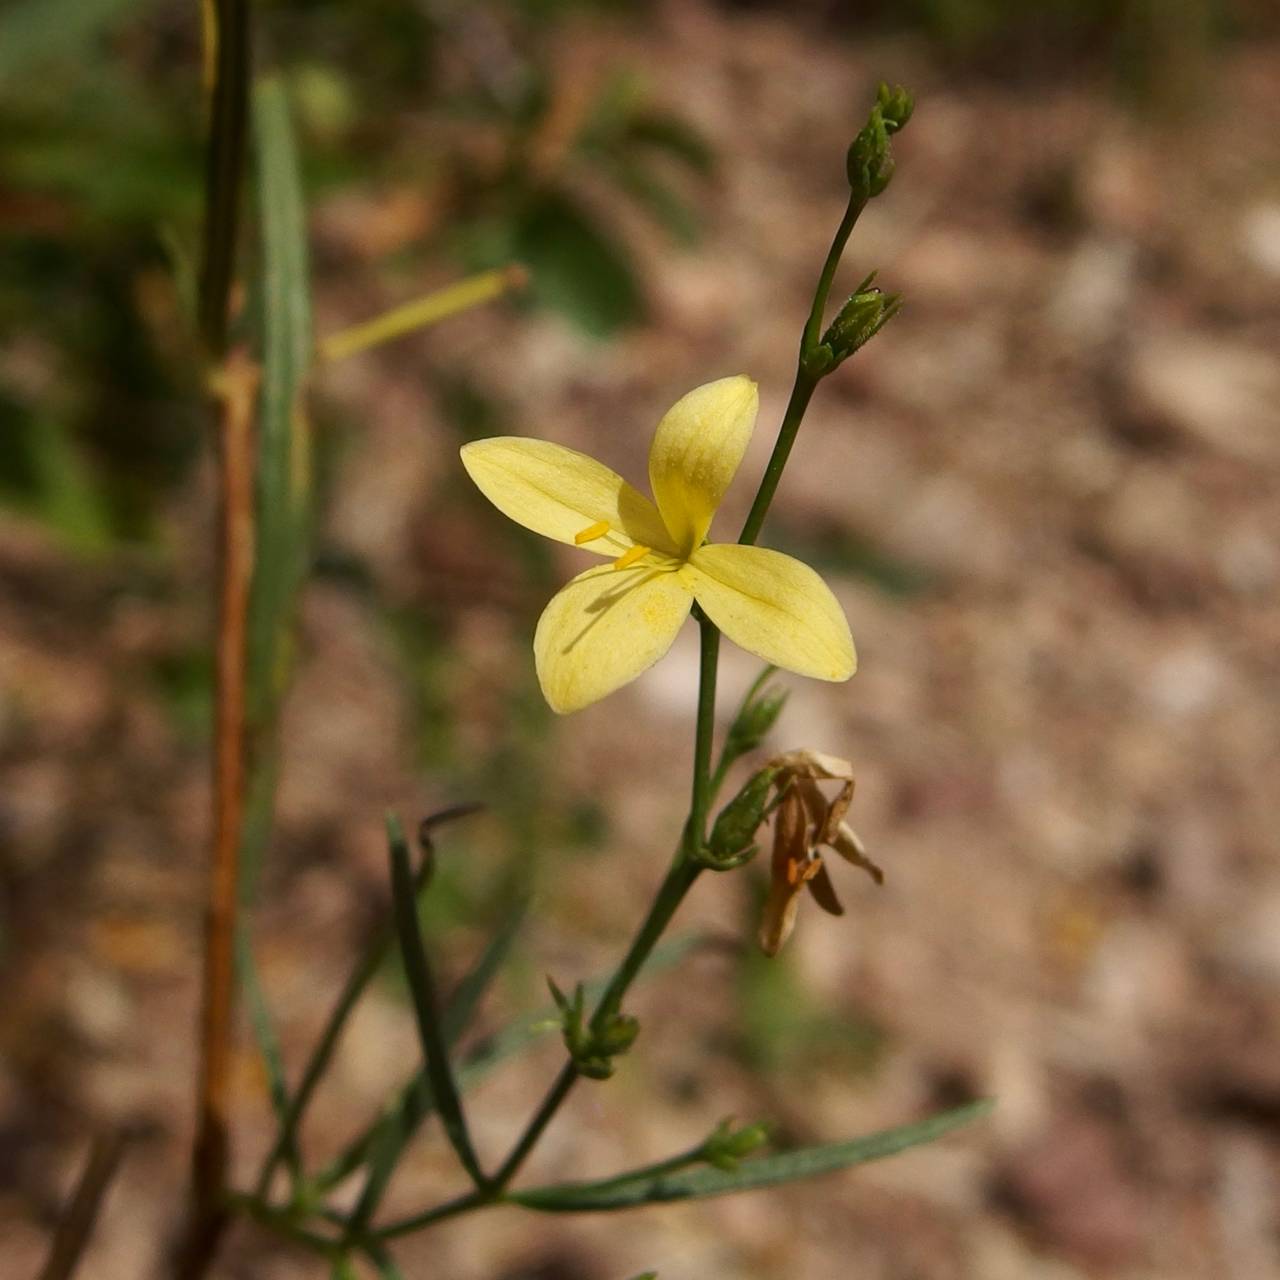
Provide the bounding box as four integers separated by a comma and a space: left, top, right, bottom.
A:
246, 73, 313, 739
315, 932, 703, 1194
346, 899, 527, 1228
254, 833, 428, 1199
386, 814, 486, 1188
243, 72, 314, 910
510, 1100, 991, 1211
234, 924, 294, 1155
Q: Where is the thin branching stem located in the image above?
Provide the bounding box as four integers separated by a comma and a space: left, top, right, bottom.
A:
486, 614, 721, 1196
738, 193, 863, 547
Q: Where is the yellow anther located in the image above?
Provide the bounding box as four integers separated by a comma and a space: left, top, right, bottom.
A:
613, 545, 651, 571
574, 519, 611, 545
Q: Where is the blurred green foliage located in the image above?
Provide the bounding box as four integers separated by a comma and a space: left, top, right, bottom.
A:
0, 0, 713, 559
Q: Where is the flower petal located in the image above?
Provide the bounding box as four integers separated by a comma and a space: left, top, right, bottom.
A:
534, 563, 694, 713
647, 376, 758, 555
688, 544, 855, 681
461, 437, 675, 556
830, 822, 884, 885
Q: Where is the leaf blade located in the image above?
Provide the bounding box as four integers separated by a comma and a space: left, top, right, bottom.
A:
385, 814, 487, 1189
510, 1100, 992, 1212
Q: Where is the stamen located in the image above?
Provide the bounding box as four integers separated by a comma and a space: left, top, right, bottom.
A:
574, 519, 610, 545
612, 544, 651, 571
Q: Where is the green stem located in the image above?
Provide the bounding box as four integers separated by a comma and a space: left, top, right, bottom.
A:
376, 1189, 493, 1241
486, 614, 722, 1194
801, 196, 864, 354
227, 1193, 343, 1258
736, 369, 817, 548
739, 192, 863, 548
684, 609, 721, 855
509, 1141, 707, 1210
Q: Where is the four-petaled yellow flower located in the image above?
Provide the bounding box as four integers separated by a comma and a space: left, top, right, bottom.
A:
460, 376, 856, 713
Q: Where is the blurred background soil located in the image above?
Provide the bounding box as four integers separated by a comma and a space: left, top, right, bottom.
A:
2, 1, 1279, 1277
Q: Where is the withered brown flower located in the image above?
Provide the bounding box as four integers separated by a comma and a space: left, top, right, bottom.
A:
758, 751, 883, 957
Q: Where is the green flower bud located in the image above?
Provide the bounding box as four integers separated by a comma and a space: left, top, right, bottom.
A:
594, 1012, 641, 1056
704, 1118, 770, 1171
724, 679, 789, 761
820, 277, 902, 368
876, 82, 915, 133
846, 84, 914, 200
577, 1055, 616, 1081
704, 766, 779, 868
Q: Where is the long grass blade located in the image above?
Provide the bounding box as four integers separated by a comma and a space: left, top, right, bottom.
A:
234, 924, 296, 1173
239, 73, 314, 901
386, 813, 487, 1188
509, 1100, 991, 1211
346, 898, 526, 1230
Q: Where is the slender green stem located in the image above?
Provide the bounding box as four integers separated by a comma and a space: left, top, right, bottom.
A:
684, 610, 721, 855
739, 192, 864, 548
376, 1189, 493, 1241
489, 1062, 579, 1191
801, 196, 864, 354
486, 614, 722, 1194
509, 1141, 707, 1210
737, 369, 817, 548
227, 1193, 343, 1258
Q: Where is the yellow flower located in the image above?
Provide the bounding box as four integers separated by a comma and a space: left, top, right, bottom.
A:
460, 376, 856, 713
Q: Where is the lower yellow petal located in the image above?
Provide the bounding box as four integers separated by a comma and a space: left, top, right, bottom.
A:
534, 564, 694, 713
687, 543, 855, 681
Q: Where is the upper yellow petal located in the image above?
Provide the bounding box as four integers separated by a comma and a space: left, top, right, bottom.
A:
461, 437, 676, 556
687, 543, 855, 682
534, 563, 694, 713
647, 376, 758, 556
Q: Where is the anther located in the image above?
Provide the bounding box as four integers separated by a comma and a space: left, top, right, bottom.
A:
613, 545, 651, 571
574, 519, 610, 545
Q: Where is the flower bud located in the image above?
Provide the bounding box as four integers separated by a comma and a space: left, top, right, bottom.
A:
595, 1011, 641, 1056
846, 83, 914, 201
704, 1118, 770, 1171
724, 678, 788, 762
820, 278, 902, 368
704, 765, 779, 868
